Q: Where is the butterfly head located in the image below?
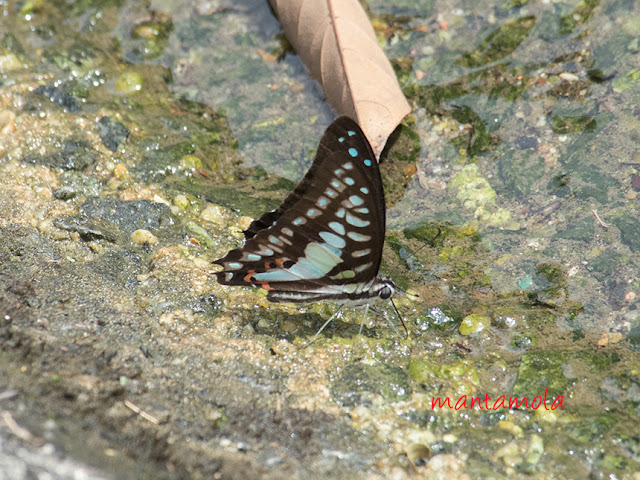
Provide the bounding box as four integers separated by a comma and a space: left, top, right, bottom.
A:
371, 276, 397, 301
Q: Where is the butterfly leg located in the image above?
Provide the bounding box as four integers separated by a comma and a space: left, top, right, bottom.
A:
358, 304, 370, 337
369, 303, 407, 339
307, 306, 344, 346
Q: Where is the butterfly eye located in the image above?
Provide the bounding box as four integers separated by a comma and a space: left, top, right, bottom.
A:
379, 286, 393, 300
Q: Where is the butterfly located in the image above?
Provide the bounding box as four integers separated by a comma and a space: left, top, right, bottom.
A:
213, 116, 397, 315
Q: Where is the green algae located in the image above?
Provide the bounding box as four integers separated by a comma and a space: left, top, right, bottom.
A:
384, 235, 415, 275
450, 164, 497, 208
554, 112, 618, 203
502, 0, 532, 8
497, 150, 545, 197
559, 0, 601, 35
449, 105, 501, 157
549, 99, 598, 134
409, 357, 481, 400
403, 222, 455, 246
613, 69, 640, 93
551, 114, 597, 134
380, 123, 422, 208
172, 171, 294, 220
132, 142, 196, 181
457, 16, 536, 69
376, 2, 640, 476
450, 163, 519, 229
588, 250, 626, 280
514, 351, 574, 399
130, 16, 174, 60
331, 363, 413, 406
553, 217, 595, 243
586, 351, 622, 373
614, 216, 640, 253
527, 263, 567, 307
511, 332, 537, 349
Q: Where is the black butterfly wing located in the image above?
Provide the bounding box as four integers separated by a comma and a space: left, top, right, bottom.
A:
214, 116, 386, 302
244, 117, 384, 240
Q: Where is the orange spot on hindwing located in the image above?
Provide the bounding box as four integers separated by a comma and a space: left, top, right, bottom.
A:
243, 270, 256, 283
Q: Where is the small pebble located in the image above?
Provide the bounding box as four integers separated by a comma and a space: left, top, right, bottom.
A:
130, 229, 158, 245
559, 72, 579, 82
535, 407, 558, 423
115, 72, 143, 94
597, 332, 609, 347
608, 332, 623, 344
494, 441, 521, 467
406, 443, 430, 466
200, 204, 227, 224
459, 314, 489, 335
53, 186, 77, 200
0, 54, 22, 72
0, 110, 16, 134
97, 117, 130, 151
113, 163, 129, 180
179, 154, 202, 170
173, 194, 190, 211
525, 434, 544, 465
498, 420, 523, 437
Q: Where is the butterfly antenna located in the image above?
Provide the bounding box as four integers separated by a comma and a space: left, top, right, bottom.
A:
390, 298, 409, 338
411, 226, 442, 256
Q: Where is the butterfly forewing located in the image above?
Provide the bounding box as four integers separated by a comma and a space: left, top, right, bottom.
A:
214, 117, 386, 302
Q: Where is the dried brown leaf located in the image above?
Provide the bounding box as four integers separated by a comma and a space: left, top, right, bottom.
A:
269, 0, 410, 159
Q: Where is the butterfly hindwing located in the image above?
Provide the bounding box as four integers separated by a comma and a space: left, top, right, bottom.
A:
214, 117, 386, 302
